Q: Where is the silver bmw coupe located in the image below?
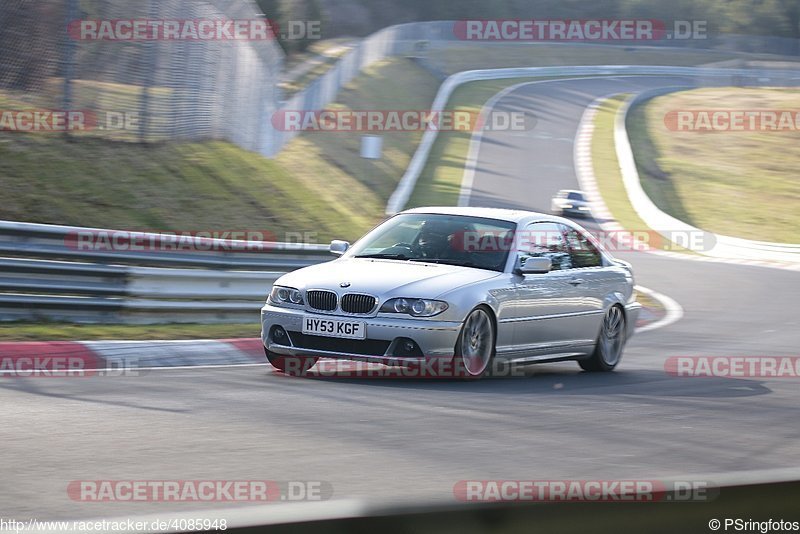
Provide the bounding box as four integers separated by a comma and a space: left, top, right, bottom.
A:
261, 207, 640, 378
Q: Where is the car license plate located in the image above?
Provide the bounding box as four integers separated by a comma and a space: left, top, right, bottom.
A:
302, 317, 366, 340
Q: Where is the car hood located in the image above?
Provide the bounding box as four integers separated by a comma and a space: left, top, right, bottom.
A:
276, 258, 500, 298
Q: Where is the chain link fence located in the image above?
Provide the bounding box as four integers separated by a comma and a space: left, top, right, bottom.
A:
2, 7, 798, 158
0, 0, 284, 153
0, 2, 445, 158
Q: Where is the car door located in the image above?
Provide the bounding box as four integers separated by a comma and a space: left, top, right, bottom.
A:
560, 224, 609, 344
509, 222, 585, 352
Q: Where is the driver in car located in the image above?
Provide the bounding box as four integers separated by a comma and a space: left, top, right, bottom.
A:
416, 220, 449, 259
415, 220, 466, 261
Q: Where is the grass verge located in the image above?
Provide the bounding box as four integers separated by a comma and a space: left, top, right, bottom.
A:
275, 58, 440, 235
592, 96, 653, 231
591, 95, 695, 254
627, 87, 800, 243
0, 58, 439, 242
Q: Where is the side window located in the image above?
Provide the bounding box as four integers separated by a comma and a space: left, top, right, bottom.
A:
519, 222, 572, 271
563, 225, 603, 268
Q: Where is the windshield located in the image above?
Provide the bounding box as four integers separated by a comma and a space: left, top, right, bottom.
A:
567, 192, 585, 201
348, 213, 516, 272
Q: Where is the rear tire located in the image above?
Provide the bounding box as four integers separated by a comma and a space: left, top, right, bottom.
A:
579, 305, 626, 372
264, 348, 318, 376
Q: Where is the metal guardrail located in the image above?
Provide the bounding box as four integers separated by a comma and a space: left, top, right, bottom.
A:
0, 220, 333, 324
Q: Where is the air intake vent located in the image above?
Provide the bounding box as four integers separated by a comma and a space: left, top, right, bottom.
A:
341, 294, 377, 314
307, 290, 337, 311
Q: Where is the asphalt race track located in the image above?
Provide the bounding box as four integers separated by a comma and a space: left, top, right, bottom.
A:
2, 76, 799, 521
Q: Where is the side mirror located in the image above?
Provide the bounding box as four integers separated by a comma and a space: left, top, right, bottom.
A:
520, 256, 552, 274
330, 240, 350, 256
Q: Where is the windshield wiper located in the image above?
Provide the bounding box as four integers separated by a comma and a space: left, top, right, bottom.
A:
354, 253, 410, 260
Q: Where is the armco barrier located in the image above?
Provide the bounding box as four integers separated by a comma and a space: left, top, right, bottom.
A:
0, 220, 332, 324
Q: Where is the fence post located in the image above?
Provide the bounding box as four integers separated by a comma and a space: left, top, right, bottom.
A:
62, 0, 78, 140
138, 0, 158, 143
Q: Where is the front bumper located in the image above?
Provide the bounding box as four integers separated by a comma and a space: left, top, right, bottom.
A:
261, 304, 462, 365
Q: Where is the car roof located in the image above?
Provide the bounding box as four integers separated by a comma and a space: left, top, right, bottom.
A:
401, 206, 571, 225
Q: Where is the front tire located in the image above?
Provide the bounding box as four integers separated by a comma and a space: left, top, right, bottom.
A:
453, 307, 496, 379
265, 348, 318, 376
579, 305, 626, 372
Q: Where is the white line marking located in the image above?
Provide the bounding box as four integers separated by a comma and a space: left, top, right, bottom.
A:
635, 285, 684, 333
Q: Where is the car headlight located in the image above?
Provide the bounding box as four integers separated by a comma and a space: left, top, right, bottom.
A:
563, 203, 573, 209
380, 298, 448, 317
268, 286, 304, 306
